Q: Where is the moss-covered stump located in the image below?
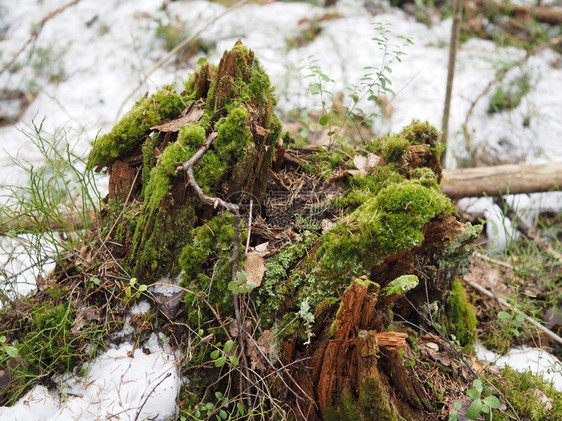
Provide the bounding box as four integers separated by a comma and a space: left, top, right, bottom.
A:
84, 40, 479, 419
88, 41, 281, 281
252, 121, 480, 420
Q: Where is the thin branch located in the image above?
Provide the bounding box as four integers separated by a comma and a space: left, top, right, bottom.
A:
181, 131, 255, 410
466, 278, 562, 346
441, 0, 463, 166
0, 0, 81, 75
115, 0, 250, 122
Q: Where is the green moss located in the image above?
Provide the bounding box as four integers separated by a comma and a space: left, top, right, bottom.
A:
88, 85, 185, 169
382, 275, 419, 297
21, 304, 74, 373
320, 179, 454, 285
443, 279, 477, 348
490, 366, 562, 421
325, 379, 399, 421
380, 134, 410, 163
399, 120, 440, 146
179, 212, 245, 324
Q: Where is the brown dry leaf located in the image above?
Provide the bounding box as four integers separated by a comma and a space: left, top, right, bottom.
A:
150, 104, 204, 132
244, 251, 266, 287
353, 152, 382, 175
71, 307, 101, 335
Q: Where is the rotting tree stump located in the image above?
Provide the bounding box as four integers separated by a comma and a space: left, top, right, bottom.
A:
87, 43, 480, 420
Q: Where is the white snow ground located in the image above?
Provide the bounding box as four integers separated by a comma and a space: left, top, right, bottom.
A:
0, 0, 561, 418
0, 333, 180, 420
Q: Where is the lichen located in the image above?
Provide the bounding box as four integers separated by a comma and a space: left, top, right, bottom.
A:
382, 275, 420, 297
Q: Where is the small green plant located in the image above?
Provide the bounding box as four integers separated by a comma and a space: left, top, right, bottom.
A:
449, 379, 501, 421
210, 339, 239, 368
301, 22, 412, 147
0, 335, 18, 359
124, 277, 148, 305
487, 73, 531, 114
227, 271, 257, 295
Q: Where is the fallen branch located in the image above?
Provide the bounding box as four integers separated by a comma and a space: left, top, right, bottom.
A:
440, 162, 562, 199
0, 0, 81, 75
474, 0, 562, 26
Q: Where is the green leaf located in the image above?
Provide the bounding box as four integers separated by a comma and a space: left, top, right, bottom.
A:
215, 391, 223, 400
237, 402, 245, 415
210, 350, 220, 360
237, 271, 247, 283
223, 340, 234, 353
448, 412, 459, 421
138, 284, 148, 292
229, 355, 239, 366
483, 395, 501, 409
467, 388, 480, 400
205, 402, 215, 410
227, 281, 238, 291
215, 355, 227, 367
5, 346, 18, 358
318, 115, 329, 127
497, 311, 510, 320
473, 379, 483, 393
130, 278, 137, 286
0, 335, 6, 344
219, 409, 228, 419
466, 399, 483, 420
309, 83, 321, 95
91, 277, 101, 285
453, 401, 462, 410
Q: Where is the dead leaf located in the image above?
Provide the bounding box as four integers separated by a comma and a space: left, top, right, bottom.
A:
150, 104, 204, 132
244, 251, 266, 287
353, 152, 382, 175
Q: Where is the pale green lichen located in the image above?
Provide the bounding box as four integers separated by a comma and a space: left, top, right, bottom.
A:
382, 275, 420, 297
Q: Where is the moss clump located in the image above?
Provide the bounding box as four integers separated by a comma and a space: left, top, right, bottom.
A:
490, 366, 562, 421
382, 275, 420, 297
379, 133, 410, 164
179, 212, 245, 324
443, 278, 477, 348
325, 379, 398, 421
88, 85, 185, 169
319, 179, 454, 288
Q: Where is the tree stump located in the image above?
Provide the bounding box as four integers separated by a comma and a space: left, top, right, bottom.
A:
86, 43, 480, 419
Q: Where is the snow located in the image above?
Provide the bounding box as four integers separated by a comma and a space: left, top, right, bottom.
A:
0, 333, 180, 420
0, 0, 561, 417
476, 344, 562, 392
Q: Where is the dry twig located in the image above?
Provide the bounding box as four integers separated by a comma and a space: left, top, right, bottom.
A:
0, 0, 82, 75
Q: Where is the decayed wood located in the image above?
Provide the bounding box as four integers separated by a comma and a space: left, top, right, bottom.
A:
440, 162, 562, 198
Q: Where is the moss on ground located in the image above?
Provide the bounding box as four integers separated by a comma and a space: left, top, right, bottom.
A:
443, 278, 477, 349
